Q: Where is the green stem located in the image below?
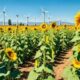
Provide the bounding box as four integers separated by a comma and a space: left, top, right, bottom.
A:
43, 34, 46, 66
43, 51, 46, 66
6, 61, 11, 80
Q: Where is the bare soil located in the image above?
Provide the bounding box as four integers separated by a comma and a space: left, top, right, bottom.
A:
54, 49, 72, 80
19, 61, 34, 80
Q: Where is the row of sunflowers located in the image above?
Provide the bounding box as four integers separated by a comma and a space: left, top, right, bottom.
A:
0, 12, 80, 80
0, 22, 78, 34
61, 12, 80, 80
0, 28, 75, 80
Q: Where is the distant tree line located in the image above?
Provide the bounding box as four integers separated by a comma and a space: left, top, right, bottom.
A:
8, 19, 24, 26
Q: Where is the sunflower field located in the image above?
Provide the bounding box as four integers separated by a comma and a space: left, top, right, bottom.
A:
0, 12, 80, 80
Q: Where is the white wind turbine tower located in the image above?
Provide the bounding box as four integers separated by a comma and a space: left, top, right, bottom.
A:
0, 10, 2, 25
26, 16, 29, 26
16, 14, 19, 26
22, 15, 29, 26
41, 8, 48, 23
3, 8, 6, 25
31, 17, 36, 25
57, 17, 61, 25
35, 17, 36, 25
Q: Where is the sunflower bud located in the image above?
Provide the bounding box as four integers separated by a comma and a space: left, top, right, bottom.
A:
45, 36, 49, 44
34, 59, 39, 68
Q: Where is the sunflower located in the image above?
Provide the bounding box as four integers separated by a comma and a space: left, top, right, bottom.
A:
5, 48, 17, 61
51, 22, 56, 28
72, 59, 80, 69
75, 12, 80, 26
40, 23, 48, 31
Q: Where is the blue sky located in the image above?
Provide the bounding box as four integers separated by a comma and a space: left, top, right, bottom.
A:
0, 0, 80, 23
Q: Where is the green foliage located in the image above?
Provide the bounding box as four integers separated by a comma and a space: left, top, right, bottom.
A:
0, 28, 75, 80
28, 31, 55, 80
62, 66, 79, 80
62, 30, 80, 80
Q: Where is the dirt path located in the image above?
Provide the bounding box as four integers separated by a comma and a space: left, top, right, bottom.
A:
54, 49, 72, 80
19, 61, 34, 80
19, 49, 72, 80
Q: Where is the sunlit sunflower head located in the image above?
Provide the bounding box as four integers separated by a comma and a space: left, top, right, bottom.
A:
42, 24, 46, 28
72, 59, 80, 69
5, 48, 17, 61
9, 52, 17, 61
75, 12, 80, 26
40, 23, 48, 31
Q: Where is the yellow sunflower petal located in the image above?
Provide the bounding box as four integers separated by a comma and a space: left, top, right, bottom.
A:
10, 52, 17, 61
72, 59, 80, 69
75, 12, 80, 26
5, 48, 14, 53
5, 48, 17, 61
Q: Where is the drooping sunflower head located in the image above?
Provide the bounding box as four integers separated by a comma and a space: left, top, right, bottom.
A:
75, 12, 80, 26
72, 59, 80, 69
5, 48, 17, 61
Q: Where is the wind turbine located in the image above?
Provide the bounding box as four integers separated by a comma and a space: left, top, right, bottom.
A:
35, 17, 36, 25
41, 8, 48, 23
26, 16, 29, 26
31, 17, 36, 25
56, 17, 61, 25
16, 14, 19, 26
3, 8, 6, 25
22, 15, 29, 26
